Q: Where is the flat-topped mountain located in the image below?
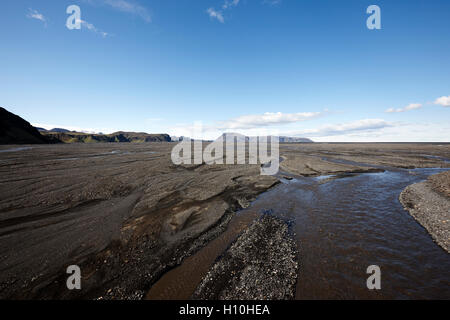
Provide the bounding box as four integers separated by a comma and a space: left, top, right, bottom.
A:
219, 133, 313, 143
174, 133, 313, 143
278, 136, 313, 143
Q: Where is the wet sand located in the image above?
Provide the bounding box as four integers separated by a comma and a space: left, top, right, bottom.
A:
0, 142, 449, 299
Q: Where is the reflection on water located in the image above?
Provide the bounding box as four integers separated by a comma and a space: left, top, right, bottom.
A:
253, 168, 450, 299
421, 155, 450, 163
0, 147, 33, 153
146, 212, 259, 300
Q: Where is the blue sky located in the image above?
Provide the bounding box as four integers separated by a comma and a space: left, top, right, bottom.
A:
1, 0, 449, 141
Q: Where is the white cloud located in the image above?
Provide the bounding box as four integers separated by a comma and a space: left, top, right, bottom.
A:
207, 8, 225, 23
434, 96, 450, 107
217, 112, 321, 130
309, 121, 450, 142
85, 0, 151, 22
263, 0, 282, 6
207, 0, 241, 23
27, 9, 46, 25
385, 103, 422, 113
77, 19, 110, 37
103, 0, 151, 22
159, 116, 450, 142
288, 119, 393, 138
222, 0, 240, 9
166, 111, 322, 140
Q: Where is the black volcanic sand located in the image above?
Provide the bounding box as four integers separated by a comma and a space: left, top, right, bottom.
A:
280, 143, 450, 176
0, 142, 449, 299
400, 171, 450, 253
192, 215, 298, 300
0, 143, 277, 299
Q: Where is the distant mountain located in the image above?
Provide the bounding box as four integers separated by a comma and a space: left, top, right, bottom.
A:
0, 107, 56, 144
111, 131, 172, 143
221, 133, 248, 142
170, 136, 210, 142
1, 106, 311, 145
219, 133, 313, 143
170, 136, 191, 142
278, 136, 313, 143
35, 127, 72, 133
0, 107, 171, 145
42, 131, 171, 143
49, 128, 71, 133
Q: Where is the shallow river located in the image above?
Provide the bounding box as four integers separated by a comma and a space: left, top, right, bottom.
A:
148, 166, 450, 300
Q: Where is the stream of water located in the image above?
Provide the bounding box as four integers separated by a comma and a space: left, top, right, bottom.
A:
148, 166, 450, 300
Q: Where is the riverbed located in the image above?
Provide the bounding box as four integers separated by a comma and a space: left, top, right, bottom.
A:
1, 143, 449, 299
148, 166, 450, 300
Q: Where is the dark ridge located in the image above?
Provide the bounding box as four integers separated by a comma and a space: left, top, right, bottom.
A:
0, 107, 171, 144
0, 107, 57, 145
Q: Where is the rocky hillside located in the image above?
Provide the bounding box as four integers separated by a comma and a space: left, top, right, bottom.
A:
41, 131, 171, 143
0, 107, 54, 144
0, 107, 171, 144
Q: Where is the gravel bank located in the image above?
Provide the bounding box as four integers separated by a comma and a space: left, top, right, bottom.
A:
192, 215, 298, 300
428, 171, 450, 197
399, 171, 450, 253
